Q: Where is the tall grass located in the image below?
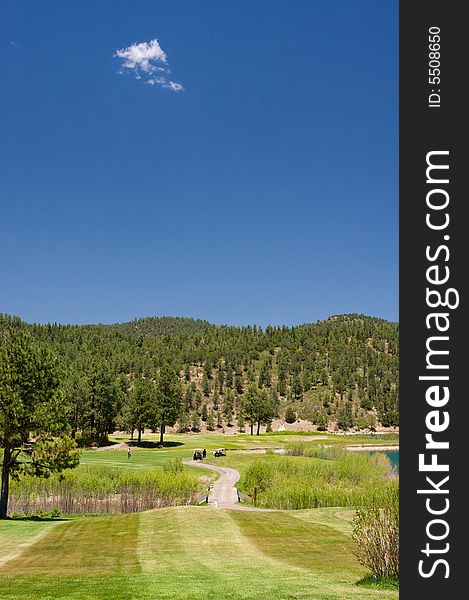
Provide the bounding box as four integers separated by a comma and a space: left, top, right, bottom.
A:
9, 464, 201, 516
286, 442, 347, 460
241, 451, 396, 510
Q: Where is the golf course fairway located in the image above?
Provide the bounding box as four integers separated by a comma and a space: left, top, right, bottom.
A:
0, 506, 397, 600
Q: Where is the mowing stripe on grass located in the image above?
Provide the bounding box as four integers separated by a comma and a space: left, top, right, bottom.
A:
230, 509, 361, 580
0, 519, 61, 567
0, 507, 399, 600
0, 514, 141, 576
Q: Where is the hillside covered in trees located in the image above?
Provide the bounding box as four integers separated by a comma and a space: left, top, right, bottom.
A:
0, 314, 399, 444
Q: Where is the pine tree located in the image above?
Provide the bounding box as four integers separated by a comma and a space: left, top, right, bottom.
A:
235, 374, 244, 395
191, 411, 201, 432
202, 373, 210, 397
285, 406, 296, 424
152, 365, 181, 445
0, 328, 80, 519
206, 410, 215, 431
178, 410, 191, 433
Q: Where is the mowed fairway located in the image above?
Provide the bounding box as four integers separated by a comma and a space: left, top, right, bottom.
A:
79, 431, 398, 473
77, 432, 327, 473
0, 507, 397, 600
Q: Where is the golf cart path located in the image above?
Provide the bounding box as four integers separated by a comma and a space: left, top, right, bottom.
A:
183, 460, 276, 512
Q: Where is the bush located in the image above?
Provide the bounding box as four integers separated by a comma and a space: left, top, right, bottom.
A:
351, 481, 399, 579
163, 457, 183, 473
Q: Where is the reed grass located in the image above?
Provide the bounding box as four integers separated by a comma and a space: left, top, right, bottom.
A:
241, 450, 396, 509
285, 442, 348, 460
8, 464, 200, 516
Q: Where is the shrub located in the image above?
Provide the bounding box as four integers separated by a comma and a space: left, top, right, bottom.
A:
351, 481, 399, 578
163, 457, 183, 473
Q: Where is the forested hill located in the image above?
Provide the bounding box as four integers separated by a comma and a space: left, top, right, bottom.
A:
0, 313, 399, 439
108, 316, 212, 337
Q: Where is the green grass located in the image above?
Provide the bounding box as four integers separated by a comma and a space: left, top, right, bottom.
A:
82, 431, 398, 472
78, 432, 337, 473
357, 575, 399, 590
0, 506, 398, 600
79, 432, 297, 471
238, 453, 397, 509
0, 433, 399, 598
0, 519, 61, 567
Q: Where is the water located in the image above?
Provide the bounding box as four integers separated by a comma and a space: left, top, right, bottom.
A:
384, 450, 399, 471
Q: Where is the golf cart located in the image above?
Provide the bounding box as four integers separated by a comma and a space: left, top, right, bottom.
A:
212, 448, 226, 457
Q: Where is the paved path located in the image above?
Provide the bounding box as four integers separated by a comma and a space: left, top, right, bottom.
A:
183, 460, 276, 511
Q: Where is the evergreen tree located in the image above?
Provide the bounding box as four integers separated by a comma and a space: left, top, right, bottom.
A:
122, 377, 155, 443
285, 406, 296, 424
206, 410, 215, 431
258, 361, 271, 388
86, 366, 122, 445
191, 411, 201, 432
0, 328, 79, 519
202, 373, 210, 397
316, 410, 328, 431
223, 388, 235, 416
242, 384, 275, 435
178, 410, 191, 433
337, 402, 354, 431
292, 375, 303, 400
153, 365, 181, 445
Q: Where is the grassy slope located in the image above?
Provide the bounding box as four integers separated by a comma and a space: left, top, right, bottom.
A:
0, 506, 397, 600
0, 520, 61, 567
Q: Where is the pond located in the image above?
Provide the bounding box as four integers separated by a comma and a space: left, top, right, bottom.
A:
384, 450, 399, 471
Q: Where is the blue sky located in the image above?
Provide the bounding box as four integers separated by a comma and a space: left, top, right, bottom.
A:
1, 0, 398, 327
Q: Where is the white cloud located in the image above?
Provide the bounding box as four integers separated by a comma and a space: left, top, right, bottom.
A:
114, 38, 183, 92
147, 77, 184, 92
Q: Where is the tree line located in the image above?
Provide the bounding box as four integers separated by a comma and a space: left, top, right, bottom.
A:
1, 312, 398, 442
